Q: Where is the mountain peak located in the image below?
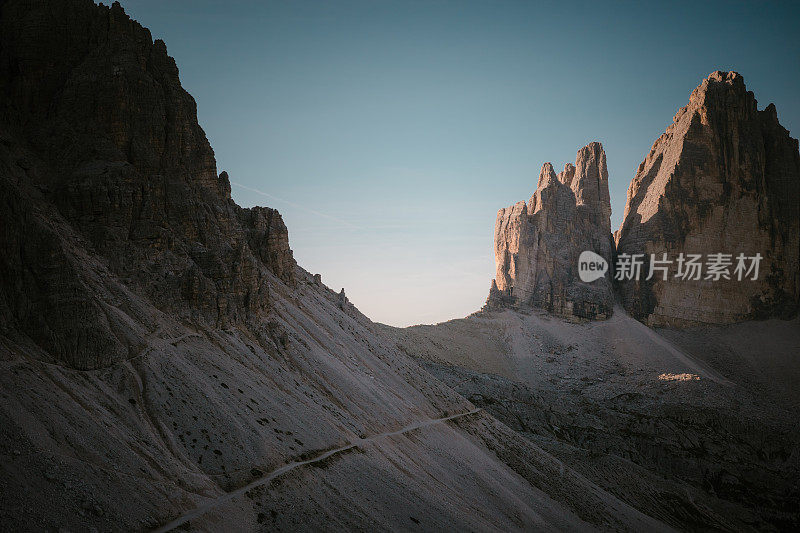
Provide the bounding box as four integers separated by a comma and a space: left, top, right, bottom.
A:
0, 0, 295, 368
489, 142, 614, 319
617, 70, 799, 325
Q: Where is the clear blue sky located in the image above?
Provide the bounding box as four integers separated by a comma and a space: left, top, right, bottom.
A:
115, 0, 800, 326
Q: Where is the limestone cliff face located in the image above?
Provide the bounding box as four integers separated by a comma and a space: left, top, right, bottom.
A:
488, 142, 615, 319
0, 0, 295, 369
616, 71, 800, 326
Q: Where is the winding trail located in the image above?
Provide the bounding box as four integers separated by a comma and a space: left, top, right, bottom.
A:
153, 408, 482, 532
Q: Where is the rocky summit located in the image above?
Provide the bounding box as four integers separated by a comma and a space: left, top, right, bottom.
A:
616, 71, 800, 326
488, 142, 615, 320
0, 0, 297, 370
489, 72, 800, 328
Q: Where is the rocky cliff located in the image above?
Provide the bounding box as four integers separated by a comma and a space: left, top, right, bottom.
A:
0, 0, 295, 369
616, 71, 800, 326
488, 142, 615, 320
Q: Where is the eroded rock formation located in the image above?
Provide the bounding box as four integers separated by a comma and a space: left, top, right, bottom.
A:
0, 0, 295, 369
487, 142, 615, 319
616, 71, 800, 326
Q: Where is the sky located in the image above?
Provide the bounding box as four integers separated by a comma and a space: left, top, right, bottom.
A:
115, 0, 800, 327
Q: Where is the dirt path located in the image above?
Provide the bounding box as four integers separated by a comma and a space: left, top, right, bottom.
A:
153, 409, 482, 532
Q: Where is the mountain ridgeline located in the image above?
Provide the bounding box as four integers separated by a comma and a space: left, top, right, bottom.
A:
488, 71, 800, 326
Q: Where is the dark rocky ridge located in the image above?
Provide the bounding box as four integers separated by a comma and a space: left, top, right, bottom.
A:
0, 0, 295, 369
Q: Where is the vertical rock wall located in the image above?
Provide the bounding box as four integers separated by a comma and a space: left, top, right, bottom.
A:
488, 142, 615, 320
616, 71, 800, 326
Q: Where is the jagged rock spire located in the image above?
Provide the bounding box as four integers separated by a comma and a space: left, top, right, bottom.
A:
488, 142, 615, 320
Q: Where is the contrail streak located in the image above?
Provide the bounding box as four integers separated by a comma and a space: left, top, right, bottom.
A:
232, 182, 363, 229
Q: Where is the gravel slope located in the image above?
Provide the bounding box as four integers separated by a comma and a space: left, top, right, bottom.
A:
382, 308, 800, 530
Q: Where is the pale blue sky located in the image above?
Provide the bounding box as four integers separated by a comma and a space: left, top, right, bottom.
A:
115, 0, 800, 326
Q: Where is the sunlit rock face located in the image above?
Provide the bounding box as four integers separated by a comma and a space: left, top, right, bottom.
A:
487, 142, 615, 320
616, 71, 800, 326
